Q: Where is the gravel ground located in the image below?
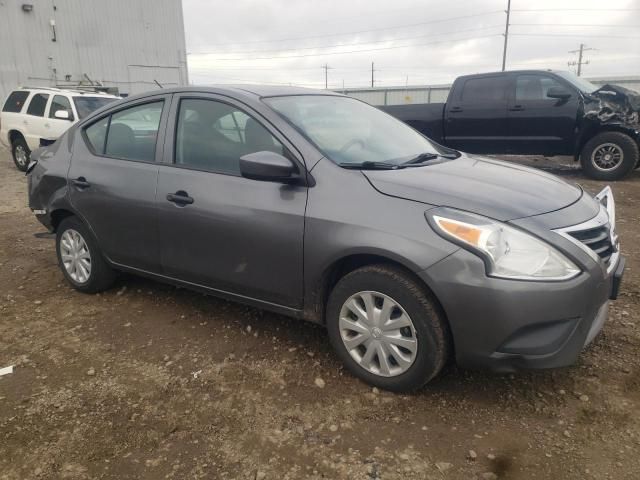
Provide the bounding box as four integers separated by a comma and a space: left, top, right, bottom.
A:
1, 146, 639, 480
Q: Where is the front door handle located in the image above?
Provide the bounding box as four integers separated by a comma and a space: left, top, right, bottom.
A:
72, 177, 90, 189
509, 105, 525, 111
166, 191, 194, 206
449, 106, 463, 113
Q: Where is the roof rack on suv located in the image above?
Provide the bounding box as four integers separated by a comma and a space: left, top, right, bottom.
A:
20, 85, 113, 95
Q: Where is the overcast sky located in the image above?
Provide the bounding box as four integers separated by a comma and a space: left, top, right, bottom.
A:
183, 0, 640, 89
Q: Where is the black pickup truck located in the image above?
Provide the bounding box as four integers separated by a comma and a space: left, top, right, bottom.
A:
381, 70, 640, 180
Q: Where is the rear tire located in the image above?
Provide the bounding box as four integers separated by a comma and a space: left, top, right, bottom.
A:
326, 264, 450, 392
56, 216, 116, 293
580, 132, 638, 181
11, 136, 30, 172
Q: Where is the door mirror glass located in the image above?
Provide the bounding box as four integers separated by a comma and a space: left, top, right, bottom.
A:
54, 109, 71, 120
546, 86, 572, 100
239, 151, 296, 182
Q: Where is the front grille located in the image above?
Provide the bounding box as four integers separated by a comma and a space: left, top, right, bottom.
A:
567, 223, 615, 265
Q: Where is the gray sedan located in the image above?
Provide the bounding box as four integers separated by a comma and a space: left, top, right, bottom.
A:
27, 86, 624, 391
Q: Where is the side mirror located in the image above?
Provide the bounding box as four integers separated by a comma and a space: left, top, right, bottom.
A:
239, 151, 297, 183
54, 109, 71, 120
546, 87, 572, 100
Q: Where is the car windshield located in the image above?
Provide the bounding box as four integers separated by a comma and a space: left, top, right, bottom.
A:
263, 95, 447, 167
73, 96, 118, 119
555, 71, 598, 94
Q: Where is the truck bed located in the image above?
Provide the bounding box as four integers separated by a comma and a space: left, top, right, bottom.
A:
379, 103, 445, 143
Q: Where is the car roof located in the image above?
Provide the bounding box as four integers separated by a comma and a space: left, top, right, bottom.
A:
17, 86, 119, 98
117, 85, 343, 104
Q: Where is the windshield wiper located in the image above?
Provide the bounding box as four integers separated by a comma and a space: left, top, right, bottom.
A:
402, 152, 459, 166
339, 161, 404, 170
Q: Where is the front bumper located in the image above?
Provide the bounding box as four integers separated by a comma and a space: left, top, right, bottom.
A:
420, 250, 624, 372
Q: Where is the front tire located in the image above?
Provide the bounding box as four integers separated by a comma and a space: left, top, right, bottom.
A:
56, 216, 116, 293
11, 137, 30, 172
326, 265, 450, 392
580, 132, 639, 181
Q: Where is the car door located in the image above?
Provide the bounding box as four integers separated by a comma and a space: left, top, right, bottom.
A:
506, 73, 580, 155
23, 93, 50, 150
47, 94, 75, 139
156, 94, 307, 309
68, 95, 171, 272
444, 74, 510, 153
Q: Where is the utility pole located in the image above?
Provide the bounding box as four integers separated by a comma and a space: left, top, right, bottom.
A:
321, 63, 332, 89
501, 0, 511, 71
568, 44, 594, 76
371, 62, 375, 88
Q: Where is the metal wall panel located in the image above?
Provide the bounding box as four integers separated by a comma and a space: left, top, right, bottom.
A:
0, 0, 188, 101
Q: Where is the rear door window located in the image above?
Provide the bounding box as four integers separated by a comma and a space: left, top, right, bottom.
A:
2, 91, 30, 113
461, 77, 506, 103
49, 95, 74, 120
83, 101, 164, 161
26, 93, 50, 117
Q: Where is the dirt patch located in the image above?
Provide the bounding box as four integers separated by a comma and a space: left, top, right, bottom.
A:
1, 148, 639, 479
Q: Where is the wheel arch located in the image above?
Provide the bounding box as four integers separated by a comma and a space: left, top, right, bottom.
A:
575, 123, 640, 159
305, 251, 450, 331
8, 129, 25, 145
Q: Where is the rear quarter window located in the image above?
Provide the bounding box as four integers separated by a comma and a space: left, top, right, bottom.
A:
2, 91, 30, 113
461, 77, 506, 103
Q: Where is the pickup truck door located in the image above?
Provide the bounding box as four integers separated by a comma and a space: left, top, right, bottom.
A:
444, 74, 510, 154
506, 73, 579, 155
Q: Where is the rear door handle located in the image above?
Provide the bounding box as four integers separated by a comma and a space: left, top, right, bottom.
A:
166, 191, 194, 206
449, 106, 463, 113
72, 177, 90, 189
509, 105, 525, 111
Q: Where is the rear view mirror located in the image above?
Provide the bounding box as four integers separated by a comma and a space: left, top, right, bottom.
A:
546, 87, 572, 100
239, 151, 297, 183
54, 109, 71, 120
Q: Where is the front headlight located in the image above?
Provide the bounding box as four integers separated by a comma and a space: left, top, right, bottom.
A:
427, 208, 580, 281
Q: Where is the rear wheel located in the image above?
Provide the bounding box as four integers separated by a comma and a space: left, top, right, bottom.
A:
11, 136, 30, 172
580, 132, 639, 181
326, 265, 450, 392
56, 216, 116, 293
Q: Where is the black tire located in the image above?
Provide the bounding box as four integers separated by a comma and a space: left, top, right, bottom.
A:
580, 132, 639, 181
56, 216, 116, 293
11, 136, 30, 172
326, 264, 450, 392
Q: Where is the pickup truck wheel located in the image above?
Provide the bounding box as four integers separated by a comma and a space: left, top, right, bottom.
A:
580, 132, 639, 181
326, 265, 450, 392
11, 137, 30, 172
56, 216, 116, 293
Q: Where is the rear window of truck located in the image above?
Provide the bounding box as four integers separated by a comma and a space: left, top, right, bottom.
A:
2, 91, 30, 113
461, 77, 506, 102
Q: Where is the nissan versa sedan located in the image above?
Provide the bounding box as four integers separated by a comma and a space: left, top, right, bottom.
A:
27, 86, 625, 391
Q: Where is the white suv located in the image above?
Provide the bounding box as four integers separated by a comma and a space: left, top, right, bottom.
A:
1, 87, 119, 171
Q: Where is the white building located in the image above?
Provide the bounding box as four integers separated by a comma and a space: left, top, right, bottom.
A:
0, 0, 188, 100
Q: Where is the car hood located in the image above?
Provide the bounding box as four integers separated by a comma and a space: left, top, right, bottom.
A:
363, 154, 583, 221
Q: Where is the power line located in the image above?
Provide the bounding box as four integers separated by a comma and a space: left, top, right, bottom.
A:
192, 24, 503, 56
512, 8, 640, 12
196, 33, 502, 61
189, 10, 503, 49
511, 33, 640, 39
511, 23, 638, 28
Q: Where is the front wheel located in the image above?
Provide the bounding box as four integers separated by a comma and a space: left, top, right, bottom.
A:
580, 132, 639, 181
11, 137, 30, 172
326, 265, 450, 392
56, 216, 116, 293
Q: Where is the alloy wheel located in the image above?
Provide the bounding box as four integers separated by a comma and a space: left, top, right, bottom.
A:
14, 145, 28, 168
591, 143, 624, 171
338, 291, 418, 377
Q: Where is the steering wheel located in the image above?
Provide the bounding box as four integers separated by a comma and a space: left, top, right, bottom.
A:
339, 138, 366, 154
